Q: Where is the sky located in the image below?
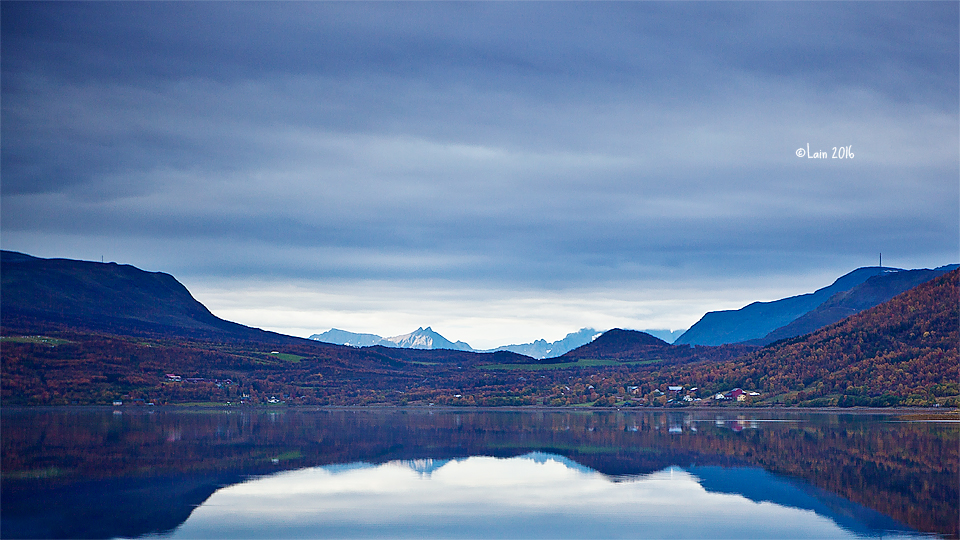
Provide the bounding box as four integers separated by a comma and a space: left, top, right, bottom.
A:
2, 2, 958, 349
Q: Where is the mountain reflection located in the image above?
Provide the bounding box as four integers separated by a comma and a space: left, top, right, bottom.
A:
166, 455, 914, 539
2, 408, 956, 539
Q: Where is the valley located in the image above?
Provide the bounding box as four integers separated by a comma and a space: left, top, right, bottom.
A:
2, 251, 957, 408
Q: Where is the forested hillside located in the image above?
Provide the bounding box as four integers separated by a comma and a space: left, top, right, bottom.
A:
658, 269, 959, 406
2, 251, 956, 408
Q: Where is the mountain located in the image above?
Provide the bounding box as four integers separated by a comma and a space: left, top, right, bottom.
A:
675, 267, 899, 346
558, 328, 756, 366
310, 328, 384, 347
551, 270, 958, 407
381, 327, 473, 351
311, 327, 472, 351
708, 268, 959, 406
311, 327, 602, 358
5, 250, 954, 410
485, 328, 602, 358
758, 265, 959, 345
561, 329, 671, 360
640, 329, 686, 344
0, 251, 303, 344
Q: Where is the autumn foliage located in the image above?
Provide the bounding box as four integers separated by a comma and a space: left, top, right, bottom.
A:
2, 271, 957, 408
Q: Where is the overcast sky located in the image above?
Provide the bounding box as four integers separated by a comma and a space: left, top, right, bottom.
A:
2, 2, 957, 348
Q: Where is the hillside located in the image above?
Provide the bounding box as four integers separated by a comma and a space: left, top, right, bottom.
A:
1, 251, 301, 344
675, 267, 894, 346
2, 251, 955, 409
663, 269, 959, 406
562, 329, 673, 360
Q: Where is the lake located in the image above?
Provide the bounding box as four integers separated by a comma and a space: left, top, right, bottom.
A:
2, 408, 957, 539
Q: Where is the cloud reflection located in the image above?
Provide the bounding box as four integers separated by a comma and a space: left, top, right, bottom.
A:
162, 453, 912, 539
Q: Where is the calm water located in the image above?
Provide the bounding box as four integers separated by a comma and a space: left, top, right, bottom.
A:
2, 408, 957, 539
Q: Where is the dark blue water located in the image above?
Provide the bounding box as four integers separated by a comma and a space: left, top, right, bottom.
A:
2, 408, 956, 539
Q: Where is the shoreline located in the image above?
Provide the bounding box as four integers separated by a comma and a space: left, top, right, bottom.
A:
3, 404, 958, 416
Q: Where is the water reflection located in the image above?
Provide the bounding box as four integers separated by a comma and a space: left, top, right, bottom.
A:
2, 408, 956, 539
164, 454, 921, 539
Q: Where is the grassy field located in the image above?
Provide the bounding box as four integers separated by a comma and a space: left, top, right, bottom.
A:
268, 352, 305, 363
0, 335, 72, 346
480, 358, 663, 371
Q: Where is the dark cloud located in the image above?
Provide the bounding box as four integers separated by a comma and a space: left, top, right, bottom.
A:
2, 1, 957, 290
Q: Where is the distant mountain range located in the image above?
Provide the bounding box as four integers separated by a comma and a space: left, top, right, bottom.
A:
317, 264, 957, 353
1, 250, 956, 410
382, 327, 473, 352
311, 327, 612, 358
642, 329, 686, 343
675, 265, 958, 346
487, 328, 603, 358
310, 327, 468, 351
311, 327, 689, 357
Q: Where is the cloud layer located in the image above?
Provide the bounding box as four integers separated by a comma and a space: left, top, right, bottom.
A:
2, 3, 957, 343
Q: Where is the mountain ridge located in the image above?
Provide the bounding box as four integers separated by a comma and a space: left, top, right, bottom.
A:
727, 268, 959, 406
381, 327, 473, 352
0, 251, 310, 345
755, 266, 959, 345
673, 266, 957, 346
2, 250, 955, 411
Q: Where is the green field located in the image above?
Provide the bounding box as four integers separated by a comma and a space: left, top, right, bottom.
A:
480, 358, 662, 371
1, 467, 65, 480
267, 352, 305, 363
0, 335, 72, 346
